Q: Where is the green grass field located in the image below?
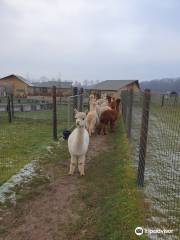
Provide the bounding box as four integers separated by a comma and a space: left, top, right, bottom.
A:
0, 119, 147, 239
0, 104, 72, 185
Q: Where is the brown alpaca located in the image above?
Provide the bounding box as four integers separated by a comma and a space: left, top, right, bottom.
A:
110, 97, 116, 110
98, 98, 121, 135
106, 95, 112, 104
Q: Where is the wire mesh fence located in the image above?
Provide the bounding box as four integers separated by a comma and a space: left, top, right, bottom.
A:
0, 87, 89, 187
121, 89, 180, 239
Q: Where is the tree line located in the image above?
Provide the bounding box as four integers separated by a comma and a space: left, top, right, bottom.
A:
140, 78, 180, 93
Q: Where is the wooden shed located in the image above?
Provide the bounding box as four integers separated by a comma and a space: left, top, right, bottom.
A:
87, 80, 140, 97
0, 74, 73, 98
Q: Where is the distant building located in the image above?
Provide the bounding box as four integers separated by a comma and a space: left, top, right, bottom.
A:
86, 80, 140, 97
0, 86, 6, 96
29, 81, 73, 97
0, 74, 73, 97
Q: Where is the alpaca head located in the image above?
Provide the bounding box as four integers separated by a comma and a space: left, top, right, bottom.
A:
110, 98, 116, 110
96, 99, 101, 105
89, 94, 94, 102
106, 95, 112, 103
74, 109, 87, 128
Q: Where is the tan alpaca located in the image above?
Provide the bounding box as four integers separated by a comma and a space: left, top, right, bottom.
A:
86, 101, 99, 136
89, 94, 95, 111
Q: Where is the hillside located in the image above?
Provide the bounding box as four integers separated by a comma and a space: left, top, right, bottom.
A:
140, 78, 180, 93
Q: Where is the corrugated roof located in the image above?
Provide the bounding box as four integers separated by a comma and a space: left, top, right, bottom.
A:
0, 75, 73, 89
87, 80, 139, 91
0, 74, 34, 87
33, 81, 73, 88
15, 75, 34, 87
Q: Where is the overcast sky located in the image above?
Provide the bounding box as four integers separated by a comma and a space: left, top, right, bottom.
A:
0, 0, 180, 82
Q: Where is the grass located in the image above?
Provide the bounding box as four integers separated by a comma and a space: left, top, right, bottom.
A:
70, 121, 147, 240
0, 119, 52, 185
0, 104, 72, 185
0, 119, 147, 239
130, 94, 179, 239
14, 104, 69, 123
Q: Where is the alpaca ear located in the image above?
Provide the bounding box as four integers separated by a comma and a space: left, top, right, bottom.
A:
85, 110, 89, 115
74, 108, 78, 114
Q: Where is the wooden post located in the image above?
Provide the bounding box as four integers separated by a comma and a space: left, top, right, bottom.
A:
10, 94, 14, 118
7, 96, 12, 123
127, 89, 133, 138
68, 97, 71, 129
122, 90, 128, 128
52, 86, 57, 140
137, 89, 151, 187
73, 87, 78, 115
161, 94, 164, 107
79, 87, 84, 112
121, 91, 125, 122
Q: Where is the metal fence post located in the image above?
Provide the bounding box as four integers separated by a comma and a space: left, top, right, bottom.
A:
161, 94, 164, 107
52, 86, 57, 140
137, 89, 151, 187
73, 87, 78, 113
127, 89, 133, 138
10, 94, 14, 118
121, 90, 128, 128
79, 87, 84, 112
7, 96, 12, 123
67, 97, 71, 129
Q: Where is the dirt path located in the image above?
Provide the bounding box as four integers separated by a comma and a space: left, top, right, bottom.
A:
0, 134, 110, 240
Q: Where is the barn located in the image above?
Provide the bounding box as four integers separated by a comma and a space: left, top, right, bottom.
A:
0, 74, 33, 97
0, 74, 73, 97
87, 80, 140, 97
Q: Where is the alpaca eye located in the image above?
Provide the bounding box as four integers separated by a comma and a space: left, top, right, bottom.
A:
82, 118, 84, 120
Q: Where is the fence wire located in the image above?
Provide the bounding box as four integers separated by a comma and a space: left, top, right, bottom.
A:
0, 92, 88, 189
122, 90, 180, 240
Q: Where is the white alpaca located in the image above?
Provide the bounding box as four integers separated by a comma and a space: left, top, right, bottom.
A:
96, 98, 105, 105
101, 93, 107, 99
68, 109, 89, 176
96, 97, 109, 108
100, 99, 109, 107
96, 101, 111, 118
86, 101, 99, 136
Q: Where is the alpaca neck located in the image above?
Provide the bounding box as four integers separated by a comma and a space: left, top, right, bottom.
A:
90, 105, 93, 111
96, 105, 101, 117
75, 127, 85, 146
90, 103, 96, 112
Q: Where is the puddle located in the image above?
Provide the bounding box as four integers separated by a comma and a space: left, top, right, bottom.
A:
0, 160, 38, 204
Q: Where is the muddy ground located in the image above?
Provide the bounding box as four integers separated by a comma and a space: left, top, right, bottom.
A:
0, 134, 111, 240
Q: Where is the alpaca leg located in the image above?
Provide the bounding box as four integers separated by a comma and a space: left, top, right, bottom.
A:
103, 124, 107, 135
78, 155, 85, 176
110, 120, 115, 132
88, 127, 92, 136
110, 120, 113, 131
92, 119, 96, 133
97, 124, 102, 135
90, 125, 94, 135
92, 126, 95, 133
69, 155, 77, 175
99, 123, 106, 135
